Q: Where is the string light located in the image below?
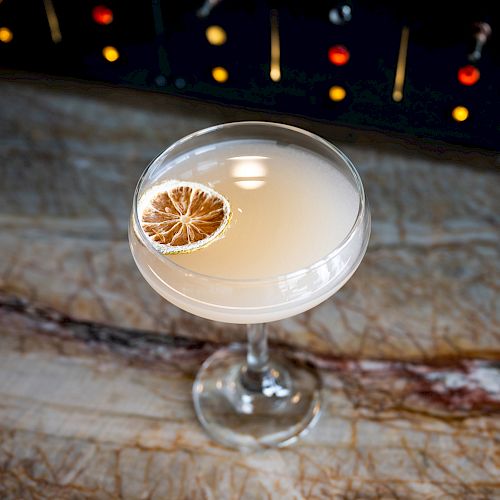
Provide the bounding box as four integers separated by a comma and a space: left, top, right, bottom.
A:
269, 9, 281, 82
43, 0, 62, 43
392, 27, 409, 102
102, 46, 119, 62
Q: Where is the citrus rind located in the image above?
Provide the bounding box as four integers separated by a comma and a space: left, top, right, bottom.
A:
137, 180, 231, 255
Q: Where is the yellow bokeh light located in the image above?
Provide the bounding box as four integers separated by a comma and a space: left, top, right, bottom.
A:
329, 85, 346, 102
102, 45, 119, 62
206, 25, 227, 46
452, 106, 469, 122
212, 66, 228, 83
0, 27, 13, 43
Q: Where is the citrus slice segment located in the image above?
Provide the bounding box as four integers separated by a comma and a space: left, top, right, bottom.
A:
138, 180, 231, 254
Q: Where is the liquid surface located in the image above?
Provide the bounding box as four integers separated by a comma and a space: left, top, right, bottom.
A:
141, 140, 359, 280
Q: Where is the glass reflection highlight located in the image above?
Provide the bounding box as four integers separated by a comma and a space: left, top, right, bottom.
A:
230, 156, 269, 190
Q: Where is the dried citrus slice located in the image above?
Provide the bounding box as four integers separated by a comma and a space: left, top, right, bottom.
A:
138, 180, 231, 254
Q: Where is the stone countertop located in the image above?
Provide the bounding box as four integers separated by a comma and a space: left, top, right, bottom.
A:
0, 76, 499, 499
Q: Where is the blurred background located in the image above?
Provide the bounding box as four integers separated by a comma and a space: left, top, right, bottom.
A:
0, 0, 498, 150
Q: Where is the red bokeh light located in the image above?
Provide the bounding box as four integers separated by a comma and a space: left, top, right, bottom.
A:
92, 5, 113, 25
328, 45, 350, 66
457, 65, 480, 86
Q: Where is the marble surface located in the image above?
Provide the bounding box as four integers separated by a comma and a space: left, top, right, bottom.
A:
0, 76, 499, 498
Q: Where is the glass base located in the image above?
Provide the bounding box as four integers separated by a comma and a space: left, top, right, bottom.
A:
192, 344, 322, 451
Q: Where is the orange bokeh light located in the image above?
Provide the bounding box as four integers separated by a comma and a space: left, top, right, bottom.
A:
92, 5, 113, 25
457, 65, 480, 86
328, 45, 350, 66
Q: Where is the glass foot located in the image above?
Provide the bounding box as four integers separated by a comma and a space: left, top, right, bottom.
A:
192, 344, 322, 451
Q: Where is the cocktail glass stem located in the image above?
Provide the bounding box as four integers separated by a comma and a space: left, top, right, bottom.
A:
235, 323, 293, 406
240, 324, 275, 393
246, 323, 269, 371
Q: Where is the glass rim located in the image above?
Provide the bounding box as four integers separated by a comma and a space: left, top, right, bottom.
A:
132, 120, 367, 285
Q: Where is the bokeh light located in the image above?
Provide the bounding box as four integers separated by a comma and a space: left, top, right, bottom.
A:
328, 45, 350, 66
206, 25, 227, 46
102, 46, 119, 62
0, 27, 13, 43
329, 85, 346, 101
92, 5, 113, 25
452, 106, 469, 122
212, 66, 228, 83
457, 65, 480, 86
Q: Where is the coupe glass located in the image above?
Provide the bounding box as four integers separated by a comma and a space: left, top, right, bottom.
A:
129, 122, 370, 450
